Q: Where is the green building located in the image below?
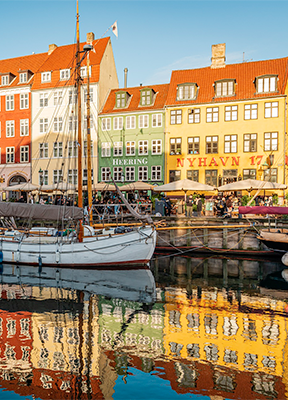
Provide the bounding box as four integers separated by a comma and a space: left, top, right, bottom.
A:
98, 84, 169, 185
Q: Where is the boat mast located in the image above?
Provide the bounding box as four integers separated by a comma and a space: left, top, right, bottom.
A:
86, 52, 93, 224
76, 0, 83, 209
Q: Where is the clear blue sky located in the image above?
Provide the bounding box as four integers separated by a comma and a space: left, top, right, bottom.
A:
1, 1, 288, 88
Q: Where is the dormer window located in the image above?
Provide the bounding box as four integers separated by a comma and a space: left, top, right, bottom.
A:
140, 88, 154, 106
256, 75, 277, 93
80, 66, 91, 78
215, 80, 235, 97
19, 72, 27, 83
60, 69, 70, 81
41, 72, 51, 83
115, 91, 129, 108
1, 75, 8, 86
177, 83, 197, 100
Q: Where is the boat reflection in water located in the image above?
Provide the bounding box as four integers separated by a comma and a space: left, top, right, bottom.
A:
0, 255, 288, 399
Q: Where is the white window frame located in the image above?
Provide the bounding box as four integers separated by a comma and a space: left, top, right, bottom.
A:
20, 119, 29, 136
224, 135, 237, 153
177, 84, 196, 100
1, 75, 8, 86
126, 116, 136, 129
206, 107, 219, 122
138, 166, 148, 181
113, 117, 123, 130
53, 170, 63, 184
69, 115, 77, 132
244, 104, 258, 120
151, 165, 162, 181
20, 93, 29, 109
152, 139, 162, 155
101, 167, 111, 182
41, 72, 51, 82
113, 167, 123, 182
40, 118, 48, 134
264, 132, 278, 151
113, 142, 123, 156
188, 108, 200, 124
6, 147, 14, 163
126, 141, 135, 156
53, 142, 63, 158
102, 118, 111, 131
225, 105, 238, 121
257, 76, 277, 93
138, 140, 148, 155
40, 93, 48, 107
20, 146, 29, 163
215, 80, 234, 97
6, 95, 14, 111
265, 102, 279, 118
60, 69, 70, 81
53, 117, 63, 132
39, 169, 48, 185
6, 120, 15, 137
53, 91, 63, 105
101, 142, 111, 157
68, 141, 77, 157
125, 166, 135, 181
152, 114, 162, 127
39, 143, 49, 158
139, 114, 149, 129
68, 169, 78, 185
19, 72, 27, 83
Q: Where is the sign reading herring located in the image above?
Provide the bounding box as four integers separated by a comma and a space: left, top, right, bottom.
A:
113, 158, 148, 166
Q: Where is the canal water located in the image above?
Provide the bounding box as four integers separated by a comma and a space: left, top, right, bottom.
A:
0, 253, 287, 400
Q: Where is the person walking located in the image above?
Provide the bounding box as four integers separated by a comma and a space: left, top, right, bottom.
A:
186, 195, 193, 217
197, 197, 203, 217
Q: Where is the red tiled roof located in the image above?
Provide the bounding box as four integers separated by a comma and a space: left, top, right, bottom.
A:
0, 52, 48, 87
166, 57, 288, 106
100, 83, 169, 115
32, 37, 109, 90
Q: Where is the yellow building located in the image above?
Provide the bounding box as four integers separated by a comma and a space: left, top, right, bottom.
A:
165, 43, 288, 192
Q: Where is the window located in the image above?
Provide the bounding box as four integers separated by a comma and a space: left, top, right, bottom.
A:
206, 136, 218, 153
68, 141, 77, 157
177, 84, 197, 100
68, 89, 77, 104
126, 166, 135, 181
188, 137, 200, 154
101, 167, 111, 182
152, 114, 162, 127
187, 170, 199, 181
84, 88, 93, 103
224, 135, 237, 153
53, 142, 63, 158
20, 146, 29, 162
39, 170, 48, 185
83, 169, 94, 186
215, 80, 235, 97
152, 139, 162, 155
102, 118, 111, 131
151, 166, 161, 181
114, 142, 123, 156
139, 115, 149, 129
39, 143, 48, 158
116, 92, 128, 108
84, 114, 94, 130
244, 104, 258, 120
264, 168, 277, 183
40, 93, 48, 107
126, 116, 136, 129
113, 117, 123, 130
126, 141, 135, 156
40, 118, 48, 133
6, 147, 14, 163
188, 108, 200, 124
140, 89, 152, 105
68, 169, 77, 185
53, 91, 63, 105
257, 76, 277, 93
19, 72, 27, 83
113, 167, 123, 182
6, 95, 14, 111
53, 170, 63, 184
138, 166, 148, 181
20, 94, 29, 109
170, 110, 182, 124
68, 116, 77, 132
53, 117, 63, 132
138, 140, 148, 155
169, 170, 181, 182
80, 66, 91, 78
60, 69, 70, 80
1, 75, 8, 86
41, 72, 51, 82
264, 132, 278, 151
101, 142, 111, 157
244, 133, 257, 152
83, 140, 93, 158
20, 119, 29, 136
265, 102, 278, 118
170, 138, 182, 155
6, 121, 15, 137
243, 169, 256, 180
225, 105, 238, 121
205, 170, 217, 186
206, 107, 219, 122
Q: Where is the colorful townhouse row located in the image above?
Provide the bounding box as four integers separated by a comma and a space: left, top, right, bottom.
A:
0, 38, 288, 197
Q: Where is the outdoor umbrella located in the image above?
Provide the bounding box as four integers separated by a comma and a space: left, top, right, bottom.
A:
120, 181, 155, 191
39, 182, 77, 192
153, 179, 216, 200
217, 179, 287, 192
4, 182, 39, 191
92, 182, 116, 191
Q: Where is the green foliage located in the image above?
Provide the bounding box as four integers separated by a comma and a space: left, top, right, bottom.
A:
272, 194, 279, 205
241, 195, 255, 206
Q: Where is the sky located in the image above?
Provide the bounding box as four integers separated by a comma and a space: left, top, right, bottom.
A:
1, 1, 288, 88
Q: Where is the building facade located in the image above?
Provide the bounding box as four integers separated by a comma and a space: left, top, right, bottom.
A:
98, 84, 169, 185
165, 44, 288, 189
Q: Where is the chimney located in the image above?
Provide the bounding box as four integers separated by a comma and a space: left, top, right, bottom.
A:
48, 44, 57, 55
211, 43, 226, 69
124, 68, 128, 88
87, 32, 95, 44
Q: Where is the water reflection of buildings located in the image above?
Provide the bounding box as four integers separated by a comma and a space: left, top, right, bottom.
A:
0, 256, 288, 399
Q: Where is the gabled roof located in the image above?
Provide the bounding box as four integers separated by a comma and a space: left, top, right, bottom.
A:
32, 37, 110, 90
100, 83, 169, 115
166, 57, 288, 106
0, 52, 48, 88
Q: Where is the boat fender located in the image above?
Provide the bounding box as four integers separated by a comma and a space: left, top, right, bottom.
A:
38, 255, 42, 268
55, 250, 60, 263
0, 251, 3, 264
282, 252, 288, 266
15, 250, 20, 263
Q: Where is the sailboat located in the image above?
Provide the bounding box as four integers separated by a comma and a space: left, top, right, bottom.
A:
0, 3, 156, 268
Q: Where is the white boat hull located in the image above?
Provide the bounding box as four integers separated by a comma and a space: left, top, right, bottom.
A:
0, 226, 156, 267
